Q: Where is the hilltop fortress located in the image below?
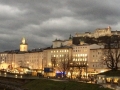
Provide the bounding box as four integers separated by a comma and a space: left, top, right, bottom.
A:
75, 26, 120, 38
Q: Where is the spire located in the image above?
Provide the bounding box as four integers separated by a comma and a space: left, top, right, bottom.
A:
22, 37, 26, 44
21, 37, 27, 45
69, 34, 72, 39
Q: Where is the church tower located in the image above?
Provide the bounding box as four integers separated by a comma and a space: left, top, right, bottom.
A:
20, 37, 28, 52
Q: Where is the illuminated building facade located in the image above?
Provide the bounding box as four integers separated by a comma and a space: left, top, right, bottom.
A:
72, 41, 104, 77
0, 26, 119, 76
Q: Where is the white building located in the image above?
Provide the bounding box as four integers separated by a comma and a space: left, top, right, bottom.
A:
72, 42, 104, 76
89, 48, 108, 74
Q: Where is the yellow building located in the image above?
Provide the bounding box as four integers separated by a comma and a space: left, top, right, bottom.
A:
20, 37, 28, 52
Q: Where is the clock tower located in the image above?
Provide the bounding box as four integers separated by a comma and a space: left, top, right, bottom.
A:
20, 37, 28, 52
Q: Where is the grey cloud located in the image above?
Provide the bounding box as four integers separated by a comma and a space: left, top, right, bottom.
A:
66, 0, 120, 24
0, 0, 119, 51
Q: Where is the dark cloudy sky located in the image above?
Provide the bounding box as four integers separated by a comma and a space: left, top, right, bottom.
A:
0, 0, 120, 51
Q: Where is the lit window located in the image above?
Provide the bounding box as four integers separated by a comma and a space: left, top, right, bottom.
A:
73, 59, 75, 61
83, 58, 84, 61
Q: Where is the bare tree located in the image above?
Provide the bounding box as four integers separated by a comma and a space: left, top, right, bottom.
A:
58, 54, 70, 78
102, 35, 120, 71
69, 61, 88, 80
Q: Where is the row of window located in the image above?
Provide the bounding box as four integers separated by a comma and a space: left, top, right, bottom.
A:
24, 56, 43, 58
73, 54, 88, 57
92, 64, 102, 67
73, 58, 87, 61
92, 60, 98, 62
0, 54, 7, 56
73, 49, 87, 52
93, 55, 101, 57
92, 51, 101, 54
51, 50, 69, 53
52, 54, 68, 57
73, 47, 88, 49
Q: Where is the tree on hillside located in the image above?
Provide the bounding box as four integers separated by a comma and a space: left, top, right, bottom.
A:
102, 35, 120, 71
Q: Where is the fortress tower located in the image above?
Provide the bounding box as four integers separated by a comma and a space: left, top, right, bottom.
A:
20, 37, 28, 52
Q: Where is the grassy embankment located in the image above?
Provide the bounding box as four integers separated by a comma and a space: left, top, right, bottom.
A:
23, 79, 113, 90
